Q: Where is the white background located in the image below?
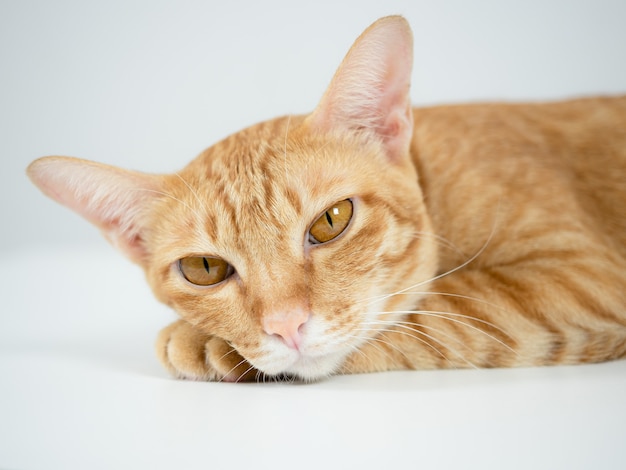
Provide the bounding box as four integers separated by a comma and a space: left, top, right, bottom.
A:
2, 1, 626, 469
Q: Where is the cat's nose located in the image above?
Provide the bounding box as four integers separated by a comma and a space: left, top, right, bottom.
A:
263, 309, 310, 351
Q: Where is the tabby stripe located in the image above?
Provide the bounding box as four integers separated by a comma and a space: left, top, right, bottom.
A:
534, 262, 626, 328
482, 266, 568, 364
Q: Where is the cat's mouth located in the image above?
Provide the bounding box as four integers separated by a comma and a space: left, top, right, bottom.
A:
249, 345, 348, 382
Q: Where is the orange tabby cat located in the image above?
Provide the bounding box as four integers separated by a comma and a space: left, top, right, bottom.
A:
27, 16, 626, 382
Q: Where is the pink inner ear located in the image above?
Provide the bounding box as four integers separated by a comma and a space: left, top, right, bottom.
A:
27, 156, 160, 264
308, 16, 414, 161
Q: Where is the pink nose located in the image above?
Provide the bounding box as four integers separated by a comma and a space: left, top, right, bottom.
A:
263, 310, 310, 350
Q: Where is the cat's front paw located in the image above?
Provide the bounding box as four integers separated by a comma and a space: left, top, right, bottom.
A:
156, 320, 257, 382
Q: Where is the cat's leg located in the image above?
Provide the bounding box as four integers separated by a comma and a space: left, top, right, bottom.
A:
156, 320, 257, 382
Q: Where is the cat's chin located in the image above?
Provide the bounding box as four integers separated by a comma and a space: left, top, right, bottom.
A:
251, 349, 348, 383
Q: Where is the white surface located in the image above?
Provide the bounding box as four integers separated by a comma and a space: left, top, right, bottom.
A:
2, 247, 626, 469
3, 1, 626, 469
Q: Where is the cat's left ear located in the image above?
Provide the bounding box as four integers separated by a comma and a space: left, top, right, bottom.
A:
306, 16, 414, 162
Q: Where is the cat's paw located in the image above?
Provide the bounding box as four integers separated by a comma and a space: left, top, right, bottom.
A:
156, 320, 257, 382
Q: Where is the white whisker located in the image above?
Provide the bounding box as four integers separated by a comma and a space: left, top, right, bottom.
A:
374, 309, 517, 355
354, 327, 453, 365
346, 334, 393, 361
216, 346, 239, 363
360, 213, 500, 307
217, 357, 249, 383
411, 230, 466, 257
364, 319, 479, 368
234, 363, 257, 383
346, 334, 408, 372
173, 172, 210, 221
383, 290, 512, 316
367, 233, 492, 306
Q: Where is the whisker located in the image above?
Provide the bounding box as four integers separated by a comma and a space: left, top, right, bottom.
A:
173, 172, 210, 221
381, 290, 513, 317
345, 334, 408, 372
361, 206, 501, 306
363, 237, 491, 307
363, 320, 479, 368
374, 309, 518, 355
255, 369, 265, 383
217, 357, 249, 383
411, 230, 466, 257
376, 308, 511, 337
353, 327, 454, 366
234, 363, 257, 383
310, 139, 334, 162
370, 289, 518, 331
216, 346, 239, 364
345, 334, 393, 362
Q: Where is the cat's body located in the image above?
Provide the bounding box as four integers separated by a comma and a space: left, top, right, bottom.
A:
28, 17, 626, 382
403, 98, 626, 369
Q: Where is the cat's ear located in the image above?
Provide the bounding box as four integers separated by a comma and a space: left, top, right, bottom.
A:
306, 16, 414, 162
27, 156, 161, 265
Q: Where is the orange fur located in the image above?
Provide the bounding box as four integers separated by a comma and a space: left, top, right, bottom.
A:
27, 16, 626, 382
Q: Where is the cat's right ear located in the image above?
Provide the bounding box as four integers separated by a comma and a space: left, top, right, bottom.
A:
306, 16, 414, 163
27, 156, 162, 265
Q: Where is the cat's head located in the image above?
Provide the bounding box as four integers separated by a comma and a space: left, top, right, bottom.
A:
27, 16, 438, 380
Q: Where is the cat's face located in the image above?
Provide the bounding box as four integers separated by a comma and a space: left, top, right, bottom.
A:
142, 117, 438, 379
27, 16, 432, 379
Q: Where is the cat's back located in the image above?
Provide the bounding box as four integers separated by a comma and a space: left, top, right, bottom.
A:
550, 96, 626, 250
412, 95, 626, 259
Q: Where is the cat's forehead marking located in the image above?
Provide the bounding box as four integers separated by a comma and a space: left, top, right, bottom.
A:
173, 119, 315, 259
171, 115, 385, 269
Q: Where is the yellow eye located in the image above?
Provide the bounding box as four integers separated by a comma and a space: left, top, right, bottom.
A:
178, 256, 232, 286
309, 199, 353, 244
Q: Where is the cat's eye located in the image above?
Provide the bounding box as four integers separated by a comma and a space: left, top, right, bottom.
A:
309, 199, 354, 244
178, 256, 232, 286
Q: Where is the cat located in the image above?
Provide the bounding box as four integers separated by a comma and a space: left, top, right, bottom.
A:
27, 16, 626, 382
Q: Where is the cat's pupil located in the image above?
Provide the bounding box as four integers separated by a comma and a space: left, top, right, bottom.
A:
325, 211, 333, 227
203, 257, 210, 274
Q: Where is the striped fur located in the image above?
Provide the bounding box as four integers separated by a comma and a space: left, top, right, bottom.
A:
27, 17, 626, 382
